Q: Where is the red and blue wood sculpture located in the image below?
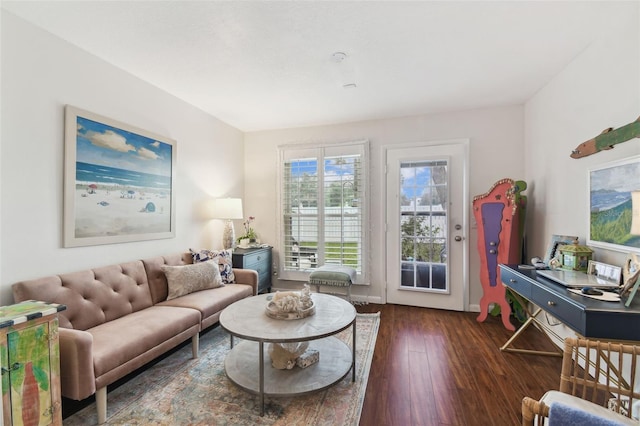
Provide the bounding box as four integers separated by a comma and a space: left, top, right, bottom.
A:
474, 178, 527, 331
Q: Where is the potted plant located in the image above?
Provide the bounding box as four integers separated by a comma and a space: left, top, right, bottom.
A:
237, 216, 258, 246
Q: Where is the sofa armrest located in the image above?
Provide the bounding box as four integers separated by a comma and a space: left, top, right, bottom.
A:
59, 328, 96, 400
233, 268, 259, 296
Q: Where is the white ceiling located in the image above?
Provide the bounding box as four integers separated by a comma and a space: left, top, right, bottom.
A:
2, 1, 636, 132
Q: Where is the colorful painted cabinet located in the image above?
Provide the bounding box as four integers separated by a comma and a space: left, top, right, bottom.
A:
474, 179, 527, 331
0, 301, 66, 426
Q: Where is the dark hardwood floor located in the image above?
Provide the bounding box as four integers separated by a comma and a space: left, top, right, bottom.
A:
63, 303, 561, 424
355, 303, 562, 426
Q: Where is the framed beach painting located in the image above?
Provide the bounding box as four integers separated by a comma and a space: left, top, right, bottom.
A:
64, 106, 176, 247
588, 155, 640, 254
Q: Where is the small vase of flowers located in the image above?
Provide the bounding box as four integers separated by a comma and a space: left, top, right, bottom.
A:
237, 216, 258, 246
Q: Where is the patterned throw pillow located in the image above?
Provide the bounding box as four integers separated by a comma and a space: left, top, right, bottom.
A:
189, 248, 236, 284
161, 260, 223, 301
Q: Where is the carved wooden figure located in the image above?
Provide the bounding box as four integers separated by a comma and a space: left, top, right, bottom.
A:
474, 179, 527, 331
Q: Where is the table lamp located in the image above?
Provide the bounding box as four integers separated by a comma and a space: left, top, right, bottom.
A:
212, 198, 243, 249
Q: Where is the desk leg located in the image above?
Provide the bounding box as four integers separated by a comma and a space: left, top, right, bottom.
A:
500, 307, 562, 357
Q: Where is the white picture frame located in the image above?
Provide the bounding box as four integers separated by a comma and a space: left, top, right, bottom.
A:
586, 260, 622, 285
64, 106, 176, 247
588, 155, 640, 254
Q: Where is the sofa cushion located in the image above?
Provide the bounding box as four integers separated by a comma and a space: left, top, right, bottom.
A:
142, 253, 192, 304
189, 248, 235, 283
161, 260, 223, 300
89, 305, 200, 379
13, 260, 152, 330
158, 283, 254, 329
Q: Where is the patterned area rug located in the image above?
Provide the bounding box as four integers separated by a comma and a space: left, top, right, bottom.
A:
65, 312, 380, 425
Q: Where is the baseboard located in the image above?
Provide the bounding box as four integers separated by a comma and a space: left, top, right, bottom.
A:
468, 304, 480, 313
352, 295, 384, 305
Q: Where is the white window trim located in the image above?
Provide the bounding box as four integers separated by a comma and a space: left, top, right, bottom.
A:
276, 139, 370, 285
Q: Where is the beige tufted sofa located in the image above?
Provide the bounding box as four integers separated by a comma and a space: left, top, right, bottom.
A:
12, 251, 258, 424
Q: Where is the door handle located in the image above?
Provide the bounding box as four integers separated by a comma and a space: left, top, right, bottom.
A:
454, 236, 464, 242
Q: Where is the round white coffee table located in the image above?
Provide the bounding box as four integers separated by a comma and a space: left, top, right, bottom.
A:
219, 293, 356, 416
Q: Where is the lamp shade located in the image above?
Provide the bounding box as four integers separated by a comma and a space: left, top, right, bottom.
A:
212, 198, 243, 220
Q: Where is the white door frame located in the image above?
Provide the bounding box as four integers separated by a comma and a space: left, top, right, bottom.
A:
381, 139, 470, 311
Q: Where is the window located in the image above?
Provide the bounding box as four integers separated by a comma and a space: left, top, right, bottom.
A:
278, 141, 368, 283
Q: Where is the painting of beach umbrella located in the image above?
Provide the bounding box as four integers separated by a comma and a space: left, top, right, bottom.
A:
140, 202, 156, 213
64, 106, 176, 247
120, 190, 136, 199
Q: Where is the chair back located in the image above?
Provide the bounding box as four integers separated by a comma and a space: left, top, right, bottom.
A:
560, 337, 640, 418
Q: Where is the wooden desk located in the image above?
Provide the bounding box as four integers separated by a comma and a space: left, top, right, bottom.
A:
499, 264, 640, 356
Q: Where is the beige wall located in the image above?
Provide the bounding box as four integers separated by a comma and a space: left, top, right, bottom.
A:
525, 5, 639, 269
0, 13, 245, 304
245, 105, 525, 308
524, 4, 639, 343
3, 4, 637, 313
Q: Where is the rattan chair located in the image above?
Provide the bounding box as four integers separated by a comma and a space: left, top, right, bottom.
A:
522, 337, 640, 425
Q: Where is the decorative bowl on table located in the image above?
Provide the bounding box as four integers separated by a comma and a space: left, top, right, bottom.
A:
265, 300, 315, 320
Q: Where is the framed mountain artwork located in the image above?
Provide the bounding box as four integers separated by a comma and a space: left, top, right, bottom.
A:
588, 155, 640, 254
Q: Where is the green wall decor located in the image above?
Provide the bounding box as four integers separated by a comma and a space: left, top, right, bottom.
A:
571, 116, 640, 158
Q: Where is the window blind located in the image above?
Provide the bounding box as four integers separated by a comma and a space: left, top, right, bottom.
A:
278, 141, 368, 283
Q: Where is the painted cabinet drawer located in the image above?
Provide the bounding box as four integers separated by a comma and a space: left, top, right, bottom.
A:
0, 301, 66, 426
500, 267, 531, 299
232, 247, 272, 294
244, 252, 268, 268
531, 283, 584, 333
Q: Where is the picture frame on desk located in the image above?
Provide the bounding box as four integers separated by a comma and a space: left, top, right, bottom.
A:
544, 234, 578, 264
624, 280, 640, 308
622, 253, 640, 307
586, 260, 622, 284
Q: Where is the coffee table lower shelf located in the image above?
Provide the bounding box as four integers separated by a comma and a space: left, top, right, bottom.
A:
225, 336, 353, 400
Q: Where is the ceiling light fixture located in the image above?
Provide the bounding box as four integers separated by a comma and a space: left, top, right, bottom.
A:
331, 52, 347, 62
331, 51, 357, 89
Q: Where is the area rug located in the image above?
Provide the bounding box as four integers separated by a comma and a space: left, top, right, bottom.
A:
64, 312, 380, 425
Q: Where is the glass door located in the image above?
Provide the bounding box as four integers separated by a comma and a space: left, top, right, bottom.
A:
400, 160, 448, 291
386, 142, 468, 311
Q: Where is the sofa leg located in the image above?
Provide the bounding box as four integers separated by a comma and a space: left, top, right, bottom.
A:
96, 387, 107, 424
192, 334, 199, 358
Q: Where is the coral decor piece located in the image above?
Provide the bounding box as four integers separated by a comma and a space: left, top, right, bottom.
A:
268, 342, 310, 370
296, 349, 320, 369
265, 285, 317, 369
265, 285, 315, 320
474, 178, 527, 331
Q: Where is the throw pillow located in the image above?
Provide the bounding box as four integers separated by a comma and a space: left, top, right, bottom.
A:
161, 260, 223, 301
189, 248, 235, 284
